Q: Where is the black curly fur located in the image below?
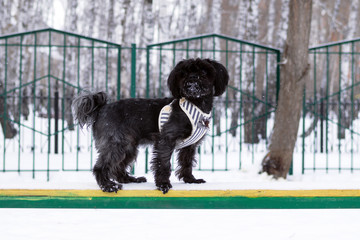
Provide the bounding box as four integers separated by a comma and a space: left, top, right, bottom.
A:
72, 58, 229, 194
72, 91, 108, 129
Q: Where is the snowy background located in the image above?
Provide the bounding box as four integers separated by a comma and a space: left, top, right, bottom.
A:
1, 0, 360, 239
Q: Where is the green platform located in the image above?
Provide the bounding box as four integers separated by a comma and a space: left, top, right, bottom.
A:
1, 189, 360, 209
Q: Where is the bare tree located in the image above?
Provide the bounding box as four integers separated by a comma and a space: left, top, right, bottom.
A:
261, 0, 312, 178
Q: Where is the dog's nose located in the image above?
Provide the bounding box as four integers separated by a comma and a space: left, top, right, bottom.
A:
185, 81, 200, 92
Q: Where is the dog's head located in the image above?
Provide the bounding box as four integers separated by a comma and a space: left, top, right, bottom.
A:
167, 58, 229, 99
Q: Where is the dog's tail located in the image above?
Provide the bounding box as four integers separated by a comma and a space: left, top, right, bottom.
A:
72, 91, 108, 128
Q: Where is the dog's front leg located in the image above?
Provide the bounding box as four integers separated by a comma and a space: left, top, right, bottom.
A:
152, 138, 176, 194
176, 145, 206, 184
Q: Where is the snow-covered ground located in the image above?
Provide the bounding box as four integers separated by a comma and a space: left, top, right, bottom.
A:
1, 152, 360, 240
1, 163, 360, 191
1, 208, 360, 240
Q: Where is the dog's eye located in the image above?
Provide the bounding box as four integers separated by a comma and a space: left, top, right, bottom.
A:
201, 70, 207, 76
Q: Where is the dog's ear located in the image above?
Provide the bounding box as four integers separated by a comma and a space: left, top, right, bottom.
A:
205, 59, 229, 96
167, 61, 184, 98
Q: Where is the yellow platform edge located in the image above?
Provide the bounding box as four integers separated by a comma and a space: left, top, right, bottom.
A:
1, 189, 360, 198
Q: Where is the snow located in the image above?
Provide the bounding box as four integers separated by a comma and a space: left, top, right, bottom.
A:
1, 164, 360, 191
1, 151, 360, 240
1, 208, 360, 240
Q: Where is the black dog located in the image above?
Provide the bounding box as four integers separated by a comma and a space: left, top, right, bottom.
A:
72, 58, 229, 194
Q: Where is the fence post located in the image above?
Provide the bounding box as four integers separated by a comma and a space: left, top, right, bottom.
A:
131, 43, 136, 98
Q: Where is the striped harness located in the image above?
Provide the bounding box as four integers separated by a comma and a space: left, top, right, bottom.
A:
159, 98, 211, 149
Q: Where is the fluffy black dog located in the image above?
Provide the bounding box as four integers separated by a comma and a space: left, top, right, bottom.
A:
72, 58, 229, 194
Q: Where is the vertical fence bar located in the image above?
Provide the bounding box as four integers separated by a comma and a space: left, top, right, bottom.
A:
92, 41, 95, 89
211, 106, 215, 172
239, 43, 243, 170
320, 99, 324, 153
54, 91, 59, 154
32, 33, 37, 178
158, 45, 162, 97
18, 35, 24, 174
76, 37, 81, 171
90, 41, 95, 169
186, 40, 189, 59
131, 43, 136, 98
53, 33, 59, 156
209, 37, 214, 171
265, 51, 269, 146
131, 43, 136, 174
145, 46, 149, 172
211, 36, 216, 171
351, 42, 355, 172
225, 40, 229, 170
105, 44, 109, 92
338, 45, 342, 172
145, 46, 150, 173
146, 46, 150, 99
212, 37, 216, 59
117, 46, 122, 100
47, 31, 52, 180
2, 38, 8, 172
62, 33, 67, 171
172, 43, 176, 67
313, 50, 317, 172
302, 88, 306, 174
325, 46, 330, 173
251, 45, 256, 164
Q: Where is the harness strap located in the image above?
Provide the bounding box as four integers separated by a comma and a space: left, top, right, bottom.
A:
158, 98, 211, 149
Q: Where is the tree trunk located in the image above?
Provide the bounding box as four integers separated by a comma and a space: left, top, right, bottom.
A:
261, 0, 312, 178
0, 97, 17, 139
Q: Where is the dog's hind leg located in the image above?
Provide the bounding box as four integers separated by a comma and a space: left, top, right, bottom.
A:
114, 145, 147, 184
176, 145, 206, 184
93, 153, 123, 193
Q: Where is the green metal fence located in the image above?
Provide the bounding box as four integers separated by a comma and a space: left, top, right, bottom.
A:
303, 38, 360, 173
0, 28, 281, 180
2, 27, 360, 183
0, 28, 135, 180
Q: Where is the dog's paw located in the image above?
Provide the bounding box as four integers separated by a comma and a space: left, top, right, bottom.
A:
157, 182, 172, 194
117, 175, 147, 183
183, 178, 206, 184
135, 176, 147, 183
101, 182, 122, 193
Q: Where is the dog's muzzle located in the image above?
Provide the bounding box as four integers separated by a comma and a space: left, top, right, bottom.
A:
185, 81, 200, 92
